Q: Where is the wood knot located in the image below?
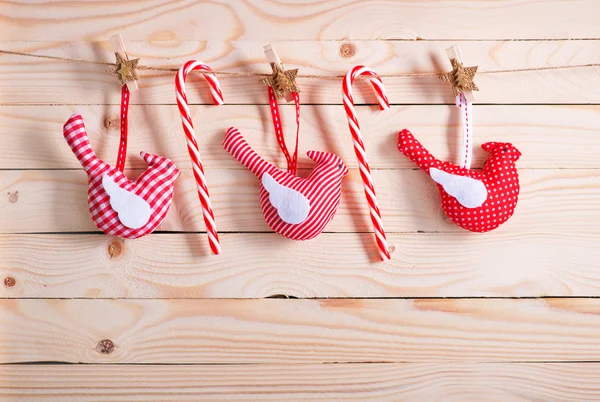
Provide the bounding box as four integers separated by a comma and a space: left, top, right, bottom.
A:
388, 244, 396, 254
96, 339, 115, 354
4, 277, 15, 288
107, 240, 124, 259
7, 191, 18, 203
103, 116, 119, 129
339, 43, 356, 58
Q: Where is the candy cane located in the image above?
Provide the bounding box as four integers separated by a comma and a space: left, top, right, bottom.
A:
343, 65, 391, 261
176, 60, 224, 255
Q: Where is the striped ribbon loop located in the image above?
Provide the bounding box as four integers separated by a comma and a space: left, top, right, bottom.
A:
115, 84, 130, 172
456, 92, 474, 169
267, 87, 301, 176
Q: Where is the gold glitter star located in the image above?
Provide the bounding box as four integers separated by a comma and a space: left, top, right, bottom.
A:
111, 53, 139, 86
261, 64, 299, 99
440, 58, 479, 97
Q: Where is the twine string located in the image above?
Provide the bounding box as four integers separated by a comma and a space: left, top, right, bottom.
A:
0, 48, 598, 79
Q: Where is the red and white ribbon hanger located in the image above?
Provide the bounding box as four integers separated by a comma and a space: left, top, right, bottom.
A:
342, 65, 392, 261
262, 44, 301, 175
175, 60, 224, 255
456, 92, 474, 169
445, 46, 477, 169
109, 33, 138, 172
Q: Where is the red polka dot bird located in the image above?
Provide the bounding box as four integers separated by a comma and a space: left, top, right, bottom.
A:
397, 129, 521, 232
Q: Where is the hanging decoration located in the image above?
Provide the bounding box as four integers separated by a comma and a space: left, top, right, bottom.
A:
342, 65, 392, 261
175, 60, 225, 255
397, 46, 521, 233
223, 45, 348, 241
63, 35, 180, 239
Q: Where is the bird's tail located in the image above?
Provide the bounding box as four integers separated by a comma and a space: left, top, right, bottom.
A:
397, 129, 439, 172
223, 127, 278, 178
63, 114, 101, 173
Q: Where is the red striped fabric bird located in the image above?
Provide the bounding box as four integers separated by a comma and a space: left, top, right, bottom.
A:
223, 127, 348, 240
397, 129, 521, 232
64, 114, 180, 239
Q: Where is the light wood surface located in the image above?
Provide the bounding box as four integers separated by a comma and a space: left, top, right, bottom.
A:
2, 232, 596, 298
1, 298, 600, 364
1, 104, 599, 170
2, 363, 599, 401
1, 1, 598, 41
2, 168, 598, 234
0, 40, 599, 104
2, 1, 599, 399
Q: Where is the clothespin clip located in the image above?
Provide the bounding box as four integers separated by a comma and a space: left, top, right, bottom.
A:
261, 44, 298, 102
109, 33, 139, 91
440, 45, 478, 102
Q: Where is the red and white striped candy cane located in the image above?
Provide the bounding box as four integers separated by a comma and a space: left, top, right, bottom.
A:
176, 60, 224, 255
343, 65, 391, 261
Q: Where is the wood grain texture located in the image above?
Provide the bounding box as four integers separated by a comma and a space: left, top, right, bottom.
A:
2, 104, 599, 170
1, 40, 599, 104
1, 298, 600, 364
2, 1, 600, 397
2, 363, 599, 401
1, 0, 598, 41
1, 232, 597, 298
2, 168, 598, 234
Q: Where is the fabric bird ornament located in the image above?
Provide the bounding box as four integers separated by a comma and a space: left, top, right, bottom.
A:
63, 85, 180, 238
223, 127, 348, 240
223, 65, 348, 240
397, 129, 521, 232
396, 50, 521, 232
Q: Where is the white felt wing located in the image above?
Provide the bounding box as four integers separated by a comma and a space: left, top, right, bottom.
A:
102, 174, 152, 229
430, 168, 488, 208
262, 172, 310, 225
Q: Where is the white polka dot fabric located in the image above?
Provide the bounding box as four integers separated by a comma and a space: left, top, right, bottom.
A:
397, 129, 521, 233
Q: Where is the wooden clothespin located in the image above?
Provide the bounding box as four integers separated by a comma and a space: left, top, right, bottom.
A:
440, 45, 478, 102
109, 33, 139, 91
261, 44, 298, 102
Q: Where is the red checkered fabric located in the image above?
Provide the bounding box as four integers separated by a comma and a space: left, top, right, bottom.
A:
397, 129, 521, 233
63, 114, 180, 239
223, 127, 348, 240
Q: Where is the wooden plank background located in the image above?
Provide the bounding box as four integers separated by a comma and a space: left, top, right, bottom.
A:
1, 1, 600, 400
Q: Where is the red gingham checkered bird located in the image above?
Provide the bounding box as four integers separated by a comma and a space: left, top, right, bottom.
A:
64, 114, 180, 239
223, 127, 348, 240
397, 129, 521, 232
